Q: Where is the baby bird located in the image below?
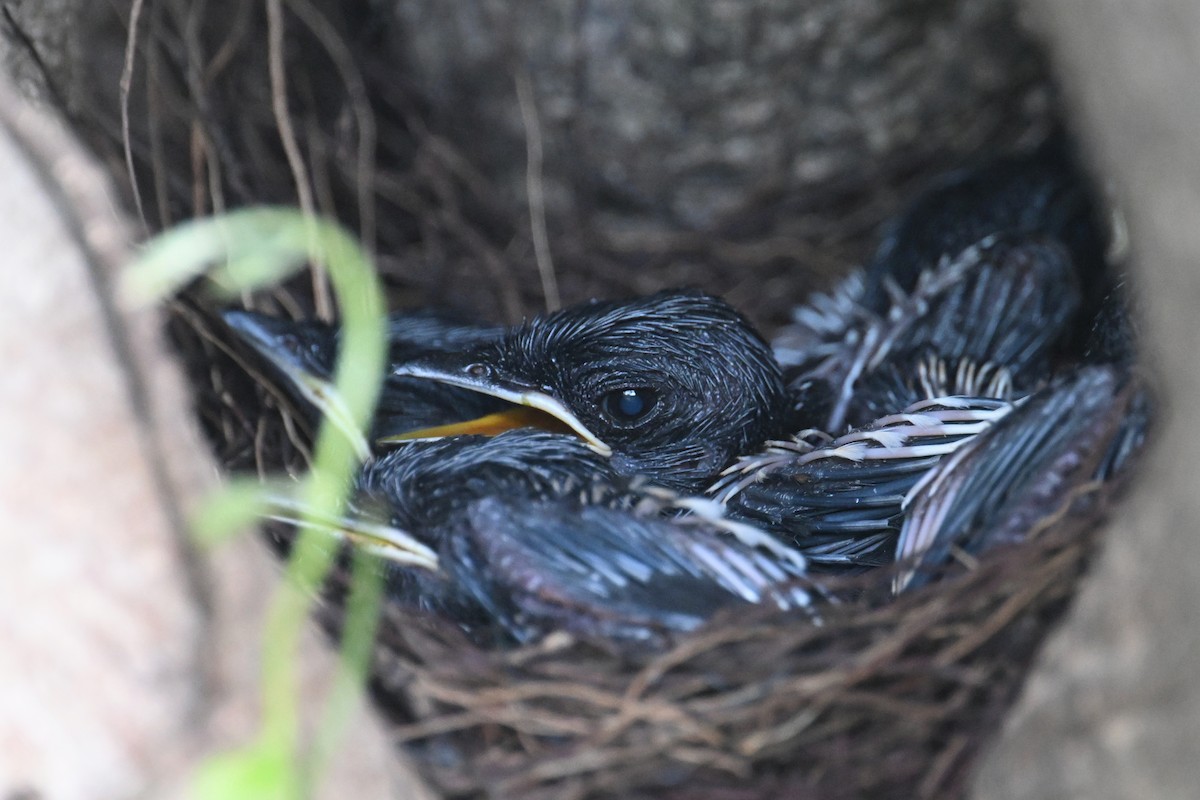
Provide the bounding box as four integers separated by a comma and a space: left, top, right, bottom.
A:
387, 290, 792, 493
721, 141, 1145, 580
227, 291, 793, 494
282, 429, 814, 647
222, 306, 509, 443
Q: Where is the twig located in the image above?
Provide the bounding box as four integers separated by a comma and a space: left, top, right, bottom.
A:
180, 0, 223, 217
516, 67, 561, 312
285, 0, 378, 259
917, 733, 970, 799
934, 545, 1080, 667
145, 5, 172, 228
266, 0, 330, 319
120, 0, 149, 232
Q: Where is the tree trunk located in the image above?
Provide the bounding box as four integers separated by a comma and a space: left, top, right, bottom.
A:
975, 2, 1200, 798
0, 76, 419, 799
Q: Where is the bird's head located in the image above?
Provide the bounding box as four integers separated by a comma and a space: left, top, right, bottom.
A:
386, 290, 789, 492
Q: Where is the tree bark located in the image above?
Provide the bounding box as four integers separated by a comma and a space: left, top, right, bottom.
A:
975, 2, 1200, 798
0, 77, 419, 799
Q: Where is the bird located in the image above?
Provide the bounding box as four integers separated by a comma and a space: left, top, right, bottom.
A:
222, 306, 511, 444
728, 238, 1084, 570
892, 363, 1150, 591
888, 272, 1148, 590
226, 290, 793, 494
717, 141, 1146, 577
273, 429, 815, 647
231, 291, 816, 643
714, 354, 1148, 579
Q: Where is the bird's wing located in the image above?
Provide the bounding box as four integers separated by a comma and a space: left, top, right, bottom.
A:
861, 136, 1108, 311
779, 233, 1083, 433
871, 235, 1080, 381
894, 365, 1150, 592
444, 495, 814, 644
852, 235, 1082, 430
715, 398, 1013, 569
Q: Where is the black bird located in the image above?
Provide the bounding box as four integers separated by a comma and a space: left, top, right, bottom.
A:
894, 363, 1150, 591
775, 141, 1103, 434
386, 290, 792, 494
278, 430, 814, 646
222, 307, 510, 444
890, 278, 1147, 589
723, 141, 1143, 575
226, 291, 791, 494
230, 292, 809, 643
859, 134, 1110, 317
715, 351, 1147, 578
735, 233, 1085, 571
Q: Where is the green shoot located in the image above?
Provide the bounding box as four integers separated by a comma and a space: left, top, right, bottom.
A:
124, 207, 388, 799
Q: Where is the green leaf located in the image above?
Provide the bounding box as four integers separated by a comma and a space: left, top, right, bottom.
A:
121, 208, 313, 305
191, 478, 282, 548
125, 206, 390, 796
312, 546, 386, 776
191, 743, 299, 800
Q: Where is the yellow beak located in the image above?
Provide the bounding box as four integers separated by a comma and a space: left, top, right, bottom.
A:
381, 364, 613, 456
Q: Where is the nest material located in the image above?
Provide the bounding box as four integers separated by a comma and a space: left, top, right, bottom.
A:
11, 0, 1053, 329
325, 515, 1106, 800
6, 0, 1121, 797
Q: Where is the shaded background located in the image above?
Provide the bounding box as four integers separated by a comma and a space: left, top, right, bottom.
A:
3, 0, 1052, 326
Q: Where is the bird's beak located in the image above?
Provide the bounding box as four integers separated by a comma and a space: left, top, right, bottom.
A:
263, 493, 440, 571
382, 357, 613, 456
222, 310, 371, 460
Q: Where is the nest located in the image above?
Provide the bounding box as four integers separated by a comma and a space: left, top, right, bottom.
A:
11, 0, 1129, 796
320, 517, 1107, 799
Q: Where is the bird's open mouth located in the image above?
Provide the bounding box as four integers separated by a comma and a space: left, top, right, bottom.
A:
223, 310, 372, 459
380, 364, 613, 456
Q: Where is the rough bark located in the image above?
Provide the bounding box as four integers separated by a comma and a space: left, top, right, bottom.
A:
975, 2, 1200, 798
0, 77, 418, 799
385, 0, 1048, 228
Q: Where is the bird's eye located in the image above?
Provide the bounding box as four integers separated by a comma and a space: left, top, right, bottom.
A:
601, 387, 658, 424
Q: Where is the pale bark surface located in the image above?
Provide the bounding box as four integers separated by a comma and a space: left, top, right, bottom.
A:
975, 2, 1200, 798
0, 79, 415, 799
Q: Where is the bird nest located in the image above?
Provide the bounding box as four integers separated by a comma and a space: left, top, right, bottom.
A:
180, 304, 1128, 799
24, 0, 1133, 796
323, 516, 1107, 799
